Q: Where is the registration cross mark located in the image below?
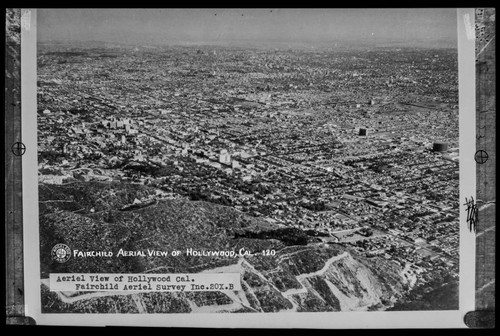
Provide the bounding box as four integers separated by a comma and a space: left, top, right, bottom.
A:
11, 142, 26, 156
475, 150, 489, 164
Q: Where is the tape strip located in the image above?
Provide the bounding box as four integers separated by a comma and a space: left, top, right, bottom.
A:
463, 13, 475, 40
21, 9, 31, 31
6, 316, 36, 325
464, 311, 495, 328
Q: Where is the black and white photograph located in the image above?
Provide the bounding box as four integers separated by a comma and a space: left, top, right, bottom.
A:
11, 8, 483, 327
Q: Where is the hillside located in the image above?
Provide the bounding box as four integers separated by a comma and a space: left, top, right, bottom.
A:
39, 181, 411, 313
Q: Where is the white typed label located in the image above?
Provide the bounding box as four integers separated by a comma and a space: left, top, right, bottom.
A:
50, 273, 241, 292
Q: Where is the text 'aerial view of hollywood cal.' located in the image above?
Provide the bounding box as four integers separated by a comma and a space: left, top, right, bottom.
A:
36, 9, 460, 313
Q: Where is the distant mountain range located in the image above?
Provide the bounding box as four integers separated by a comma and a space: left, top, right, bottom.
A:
37, 37, 457, 51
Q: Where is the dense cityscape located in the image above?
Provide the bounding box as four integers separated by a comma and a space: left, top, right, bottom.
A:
38, 40, 460, 311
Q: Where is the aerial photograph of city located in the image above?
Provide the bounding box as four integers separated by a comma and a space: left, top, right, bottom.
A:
36, 8, 460, 313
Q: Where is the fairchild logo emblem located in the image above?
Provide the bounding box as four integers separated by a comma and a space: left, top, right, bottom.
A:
51, 244, 72, 263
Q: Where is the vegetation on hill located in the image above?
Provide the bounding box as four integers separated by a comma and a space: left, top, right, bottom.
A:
38, 181, 453, 313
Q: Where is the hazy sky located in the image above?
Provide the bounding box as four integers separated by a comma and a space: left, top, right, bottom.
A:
38, 8, 458, 46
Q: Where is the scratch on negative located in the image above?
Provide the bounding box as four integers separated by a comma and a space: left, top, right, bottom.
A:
477, 200, 496, 211
477, 34, 496, 58
476, 225, 495, 238
476, 279, 495, 295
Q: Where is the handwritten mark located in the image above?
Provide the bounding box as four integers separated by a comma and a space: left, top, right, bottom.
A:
477, 125, 486, 140
464, 197, 478, 233
475, 150, 489, 164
